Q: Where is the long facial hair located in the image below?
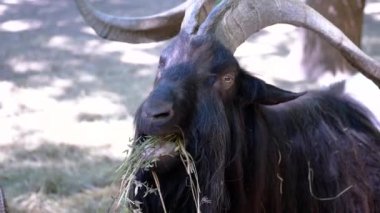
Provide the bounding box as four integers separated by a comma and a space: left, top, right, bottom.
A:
185, 90, 236, 212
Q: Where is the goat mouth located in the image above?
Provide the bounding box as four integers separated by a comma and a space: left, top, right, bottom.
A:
142, 140, 177, 160
137, 134, 183, 173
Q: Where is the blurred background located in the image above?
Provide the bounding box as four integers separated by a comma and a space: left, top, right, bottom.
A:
0, 0, 379, 212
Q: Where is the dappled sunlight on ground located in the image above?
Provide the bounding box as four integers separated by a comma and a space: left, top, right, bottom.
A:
6, 58, 49, 73
0, 78, 134, 157
0, 19, 42, 32
0, 5, 8, 16
2, 0, 49, 5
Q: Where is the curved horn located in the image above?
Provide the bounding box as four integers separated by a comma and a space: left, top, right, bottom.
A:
198, 0, 380, 88
74, 0, 188, 43
181, 0, 216, 34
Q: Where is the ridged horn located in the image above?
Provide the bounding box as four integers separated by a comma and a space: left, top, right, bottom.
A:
74, 0, 189, 43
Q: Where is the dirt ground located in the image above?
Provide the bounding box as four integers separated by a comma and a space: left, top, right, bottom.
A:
0, 0, 380, 212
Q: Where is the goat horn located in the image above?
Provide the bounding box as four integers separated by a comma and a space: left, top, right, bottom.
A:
74, 0, 189, 43
198, 0, 380, 88
181, 0, 216, 34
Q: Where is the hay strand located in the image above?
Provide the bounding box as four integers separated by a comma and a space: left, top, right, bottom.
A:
115, 134, 202, 212
276, 151, 284, 195
177, 140, 202, 213
307, 161, 353, 201
151, 171, 168, 213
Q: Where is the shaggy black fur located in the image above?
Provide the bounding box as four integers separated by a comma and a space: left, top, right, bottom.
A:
131, 32, 380, 213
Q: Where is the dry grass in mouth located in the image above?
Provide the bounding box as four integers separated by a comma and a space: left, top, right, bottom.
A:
115, 135, 202, 213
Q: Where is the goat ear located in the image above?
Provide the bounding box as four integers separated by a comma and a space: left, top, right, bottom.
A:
240, 72, 305, 105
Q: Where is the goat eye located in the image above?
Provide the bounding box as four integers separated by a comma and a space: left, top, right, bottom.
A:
224, 75, 233, 82
219, 73, 234, 90
223, 74, 234, 83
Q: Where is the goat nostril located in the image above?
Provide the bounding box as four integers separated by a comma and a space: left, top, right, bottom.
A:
153, 111, 172, 119
142, 101, 174, 122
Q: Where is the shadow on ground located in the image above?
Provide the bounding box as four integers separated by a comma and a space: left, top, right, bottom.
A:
0, 142, 122, 212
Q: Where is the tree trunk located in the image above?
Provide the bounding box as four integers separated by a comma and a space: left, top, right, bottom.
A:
302, 0, 366, 81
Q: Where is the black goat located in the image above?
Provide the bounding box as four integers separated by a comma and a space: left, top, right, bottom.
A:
130, 32, 380, 213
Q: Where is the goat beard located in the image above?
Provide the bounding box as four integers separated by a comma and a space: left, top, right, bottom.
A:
184, 94, 233, 212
